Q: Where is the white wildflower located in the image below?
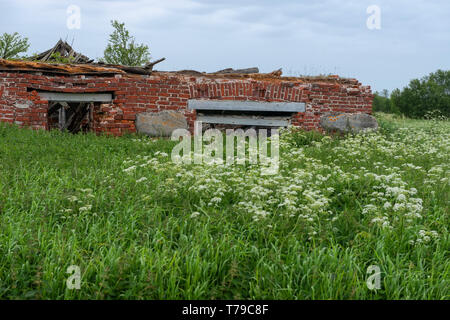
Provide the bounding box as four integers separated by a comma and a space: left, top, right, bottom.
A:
190, 212, 201, 218
79, 205, 92, 212
123, 165, 137, 173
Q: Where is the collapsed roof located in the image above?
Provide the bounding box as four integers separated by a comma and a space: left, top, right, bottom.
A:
0, 58, 127, 75
0, 58, 352, 84
0, 40, 353, 83
0, 40, 264, 77
33, 39, 93, 64
15, 39, 165, 75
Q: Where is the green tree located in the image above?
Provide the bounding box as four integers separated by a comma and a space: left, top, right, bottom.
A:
0, 32, 30, 59
372, 90, 399, 114
391, 70, 450, 118
103, 20, 150, 66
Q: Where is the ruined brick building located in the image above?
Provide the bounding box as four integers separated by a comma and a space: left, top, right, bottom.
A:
0, 43, 373, 136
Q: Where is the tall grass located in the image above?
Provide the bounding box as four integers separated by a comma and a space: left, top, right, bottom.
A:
0, 115, 448, 299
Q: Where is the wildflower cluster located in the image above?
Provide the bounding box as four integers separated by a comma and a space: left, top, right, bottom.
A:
108, 115, 448, 246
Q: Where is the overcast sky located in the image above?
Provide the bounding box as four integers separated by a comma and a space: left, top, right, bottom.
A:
1, 0, 449, 92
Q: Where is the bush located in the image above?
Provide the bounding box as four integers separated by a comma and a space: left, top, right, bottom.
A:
423, 109, 448, 121
391, 70, 450, 118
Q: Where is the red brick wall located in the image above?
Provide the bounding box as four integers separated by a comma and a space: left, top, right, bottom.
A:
0, 71, 373, 135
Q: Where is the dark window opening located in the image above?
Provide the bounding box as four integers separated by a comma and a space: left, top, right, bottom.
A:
47, 101, 95, 134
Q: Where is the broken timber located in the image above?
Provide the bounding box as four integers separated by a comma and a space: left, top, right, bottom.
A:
33, 39, 93, 64
213, 67, 259, 74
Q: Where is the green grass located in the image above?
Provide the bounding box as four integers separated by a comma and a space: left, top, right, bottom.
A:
0, 114, 448, 299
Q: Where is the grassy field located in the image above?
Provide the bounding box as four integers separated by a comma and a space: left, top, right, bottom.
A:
0, 113, 448, 299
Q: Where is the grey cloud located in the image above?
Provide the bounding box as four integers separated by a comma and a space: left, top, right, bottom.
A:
0, 0, 449, 92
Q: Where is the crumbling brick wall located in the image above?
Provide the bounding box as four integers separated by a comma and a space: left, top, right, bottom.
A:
0, 71, 373, 135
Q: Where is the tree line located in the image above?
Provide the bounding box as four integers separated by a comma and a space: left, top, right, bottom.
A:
373, 70, 449, 119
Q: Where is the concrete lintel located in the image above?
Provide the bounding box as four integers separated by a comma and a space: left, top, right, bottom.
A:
188, 99, 306, 113
38, 92, 113, 102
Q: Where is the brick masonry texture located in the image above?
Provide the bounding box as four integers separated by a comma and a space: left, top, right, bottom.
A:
0, 71, 373, 135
